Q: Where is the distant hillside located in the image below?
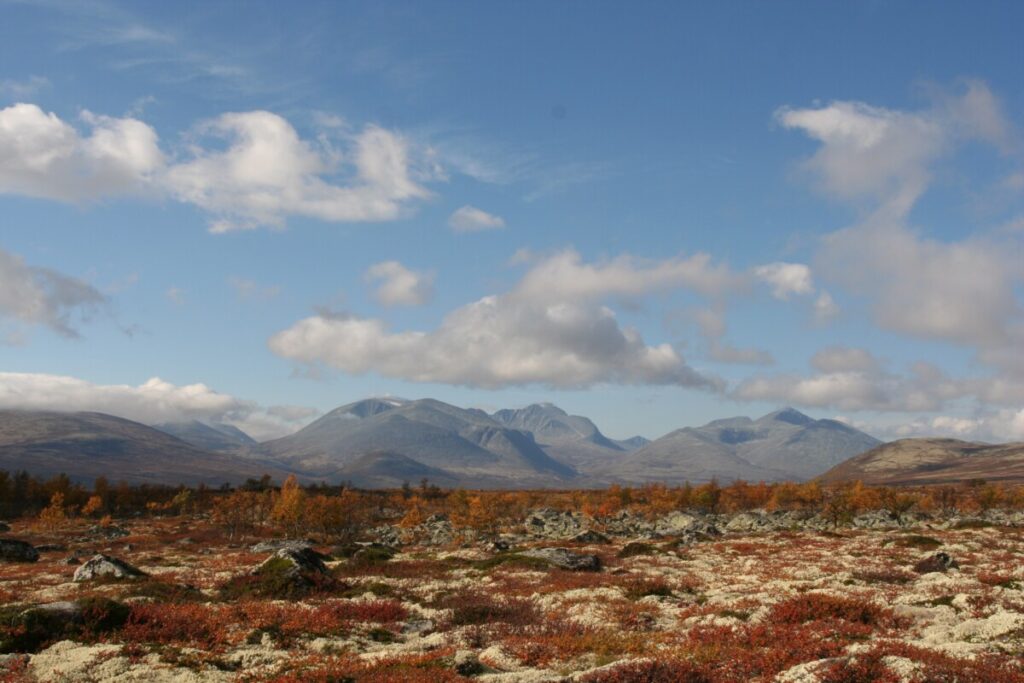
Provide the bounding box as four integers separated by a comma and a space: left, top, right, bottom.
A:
596, 408, 881, 484
492, 403, 625, 469
252, 398, 576, 488
0, 410, 286, 485
335, 451, 461, 489
818, 438, 1024, 485
153, 420, 256, 452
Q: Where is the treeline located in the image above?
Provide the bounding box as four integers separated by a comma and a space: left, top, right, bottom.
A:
3, 469, 1023, 537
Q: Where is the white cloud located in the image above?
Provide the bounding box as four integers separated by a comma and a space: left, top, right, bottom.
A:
270, 249, 725, 390
0, 246, 106, 339
778, 80, 1012, 213
813, 290, 840, 321
364, 261, 434, 307
166, 113, 431, 232
448, 205, 505, 232
780, 80, 1024, 414
0, 103, 163, 201
515, 249, 743, 302
0, 103, 434, 231
753, 262, 815, 300
819, 220, 1023, 352
0, 372, 316, 441
733, 356, 967, 413
864, 408, 1024, 443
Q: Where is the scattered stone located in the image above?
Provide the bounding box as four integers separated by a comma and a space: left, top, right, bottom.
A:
0, 538, 39, 563
454, 649, 487, 676
520, 547, 601, 571
618, 541, 658, 558
654, 511, 701, 535
488, 538, 513, 552
73, 554, 146, 582
87, 525, 130, 540
263, 546, 329, 577
401, 619, 435, 635
250, 539, 313, 553
524, 508, 586, 538
914, 552, 959, 574
725, 511, 774, 533
571, 529, 610, 544
61, 555, 81, 566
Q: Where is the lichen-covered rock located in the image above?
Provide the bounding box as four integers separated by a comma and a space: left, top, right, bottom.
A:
0, 539, 39, 563
726, 511, 775, 533
73, 554, 145, 582
520, 547, 601, 571
86, 524, 130, 540
250, 539, 312, 553
524, 508, 586, 538
571, 529, 610, 544
262, 546, 329, 577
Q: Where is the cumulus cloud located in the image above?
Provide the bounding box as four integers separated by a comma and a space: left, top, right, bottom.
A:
516, 249, 743, 302
733, 353, 967, 413
448, 205, 505, 232
364, 261, 434, 307
753, 262, 814, 300
270, 249, 725, 390
0, 103, 163, 201
858, 408, 1024, 443
0, 103, 433, 231
779, 80, 1024, 414
819, 219, 1023, 353
813, 291, 840, 322
0, 246, 107, 339
166, 113, 431, 232
0, 372, 316, 441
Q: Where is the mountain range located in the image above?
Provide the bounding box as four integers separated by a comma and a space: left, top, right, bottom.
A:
0, 399, 894, 488
0, 410, 285, 485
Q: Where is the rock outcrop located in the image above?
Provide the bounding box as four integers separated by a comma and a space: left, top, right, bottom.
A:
73, 554, 145, 581
0, 539, 38, 563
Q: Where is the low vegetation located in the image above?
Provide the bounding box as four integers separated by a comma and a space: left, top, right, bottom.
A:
3, 475, 1024, 680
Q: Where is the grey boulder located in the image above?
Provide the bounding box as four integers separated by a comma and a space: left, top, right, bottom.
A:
73, 554, 146, 581
520, 547, 601, 571
0, 539, 39, 563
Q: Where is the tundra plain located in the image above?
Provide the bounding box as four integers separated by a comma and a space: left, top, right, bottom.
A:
4, 482, 1024, 682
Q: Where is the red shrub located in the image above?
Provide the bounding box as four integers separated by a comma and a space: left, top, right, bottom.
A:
120, 603, 233, 650
768, 593, 891, 626
579, 659, 711, 682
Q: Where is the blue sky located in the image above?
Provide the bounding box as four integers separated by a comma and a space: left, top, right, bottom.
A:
0, 0, 1022, 442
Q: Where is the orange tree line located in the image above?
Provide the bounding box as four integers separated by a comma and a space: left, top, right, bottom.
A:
4, 470, 1023, 537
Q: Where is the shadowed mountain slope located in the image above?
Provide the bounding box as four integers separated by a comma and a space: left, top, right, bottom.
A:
596, 407, 881, 484
0, 410, 285, 485
253, 398, 576, 487
153, 420, 256, 452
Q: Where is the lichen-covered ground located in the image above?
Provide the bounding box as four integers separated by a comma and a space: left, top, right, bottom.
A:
3, 513, 1024, 682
